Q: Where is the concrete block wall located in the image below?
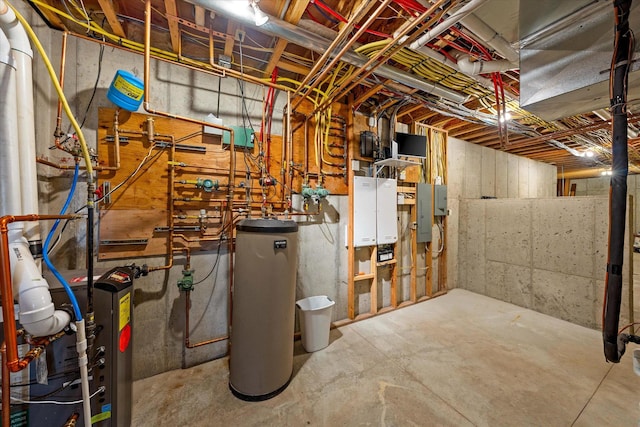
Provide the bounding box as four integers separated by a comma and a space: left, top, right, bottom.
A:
458, 196, 631, 329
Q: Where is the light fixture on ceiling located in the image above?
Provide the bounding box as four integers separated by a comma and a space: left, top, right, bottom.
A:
498, 112, 511, 123
251, 1, 268, 26
584, 150, 595, 158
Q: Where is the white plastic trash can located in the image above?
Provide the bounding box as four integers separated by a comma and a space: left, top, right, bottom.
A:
296, 296, 335, 352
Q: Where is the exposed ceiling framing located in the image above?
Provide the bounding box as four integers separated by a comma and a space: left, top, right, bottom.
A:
26, 0, 640, 177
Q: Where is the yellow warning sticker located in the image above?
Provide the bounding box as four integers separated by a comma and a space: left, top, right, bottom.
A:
119, 292, 131, 332
113, 75, 144, 100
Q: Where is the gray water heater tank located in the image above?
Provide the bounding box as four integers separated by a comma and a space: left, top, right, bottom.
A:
229, 218, 298, 401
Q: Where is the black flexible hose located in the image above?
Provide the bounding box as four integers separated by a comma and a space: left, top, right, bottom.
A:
603, 0, 633, 363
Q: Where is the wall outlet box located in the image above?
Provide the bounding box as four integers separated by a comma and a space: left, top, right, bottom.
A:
351, 160, 359, 171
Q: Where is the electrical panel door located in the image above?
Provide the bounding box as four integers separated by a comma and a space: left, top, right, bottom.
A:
417, 183, 432, 243
353, 176, 377, 247
434, 185, 447, 216
376, 178, 398, 244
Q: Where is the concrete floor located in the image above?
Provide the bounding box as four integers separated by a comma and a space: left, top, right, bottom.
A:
132, 289, 639, 426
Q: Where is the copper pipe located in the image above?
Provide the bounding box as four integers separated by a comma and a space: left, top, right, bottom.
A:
291, 0, 392, 111
184, 290, 228, 348
53, 32, 68, 148
144, 0, 236, 232
0, 215, 79, 372
147, 136, 176, 272
68, 31, 292, 93
2, 343, 9, 427
36, 157, 107, 171
100, 109, 122, 171
315, 0, 447, 114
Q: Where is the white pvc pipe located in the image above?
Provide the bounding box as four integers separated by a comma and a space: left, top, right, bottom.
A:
456, 54, 518, 75
8, 229, 71, 337
14, 51, 40, 244
75, 319, 93, 426
460, 14, 519, 63
0, 28, 21, 220
0, 1, 40, 247
409, 0, 489, 50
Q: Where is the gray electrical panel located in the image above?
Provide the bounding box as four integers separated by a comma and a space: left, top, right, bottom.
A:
434, 185, 447, 216
416, 183, 432, 243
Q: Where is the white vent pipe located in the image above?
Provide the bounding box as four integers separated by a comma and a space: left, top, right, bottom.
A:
456, 54, 517, 75
409, 0, 489, 50
8, 229, 70, 336
0, 28, 21, 220
0, 1, 41, 250
459, 14, 519, 63
0, 3, 69, 338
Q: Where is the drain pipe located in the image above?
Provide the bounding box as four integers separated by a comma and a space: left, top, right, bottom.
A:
455, 54, 517, 75
0, 1, 41, 260
0, 28, 21, 221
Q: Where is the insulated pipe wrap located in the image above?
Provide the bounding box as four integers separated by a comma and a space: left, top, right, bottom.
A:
603, 0, 632, 363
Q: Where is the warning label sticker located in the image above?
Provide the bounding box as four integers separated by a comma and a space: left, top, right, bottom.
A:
113, 75, 144, 101
119, 292, 131, 331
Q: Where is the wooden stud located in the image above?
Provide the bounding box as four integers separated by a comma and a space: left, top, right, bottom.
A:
370, 247, 378, 314
97, 0, 126, 38
224, 21, 237, 57
263, 0, 310, 76
353, 83, 385, 107
164, 0, 181, 54
34, 0, 67, 29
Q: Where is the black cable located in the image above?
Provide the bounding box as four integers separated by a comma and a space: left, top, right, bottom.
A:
79, 42, 104, 129
193, 239, 223, 286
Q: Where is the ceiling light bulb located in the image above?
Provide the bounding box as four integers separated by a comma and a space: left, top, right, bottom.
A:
585, 150, 594, 158
498, 112, 511, 123
251, 2, 268, 26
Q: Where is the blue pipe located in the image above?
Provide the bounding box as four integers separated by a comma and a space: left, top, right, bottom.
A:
43, 162, 82, 321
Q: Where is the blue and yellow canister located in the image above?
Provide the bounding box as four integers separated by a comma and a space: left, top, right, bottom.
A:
107, 70, 144, 111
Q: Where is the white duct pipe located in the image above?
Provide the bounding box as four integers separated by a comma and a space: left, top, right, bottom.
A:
456, 54, 517, 75
0, 1, 41, 251
459, 14, 519, 63
409, 0, 489, 50
8, 229, 70, 337
0, 29, 21, 220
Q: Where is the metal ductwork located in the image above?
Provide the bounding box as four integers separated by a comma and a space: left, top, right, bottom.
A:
186, 0, 468, 104
519, 0, 640, 120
